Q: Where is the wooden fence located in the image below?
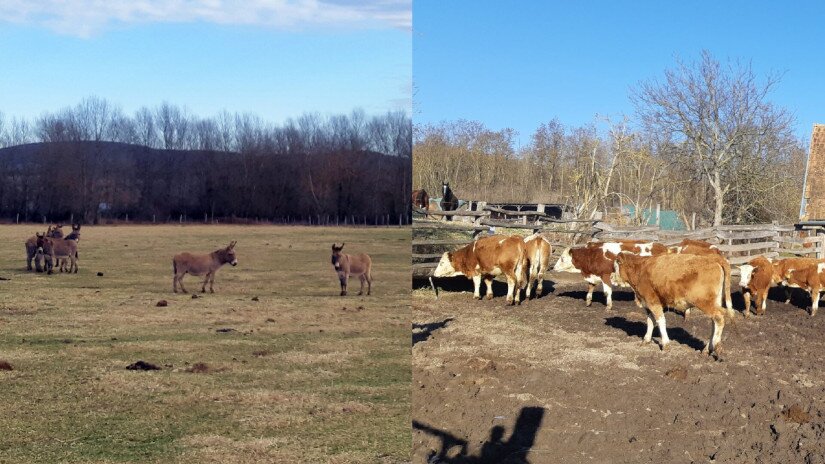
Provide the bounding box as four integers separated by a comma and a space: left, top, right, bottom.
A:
412, 207, 824, 278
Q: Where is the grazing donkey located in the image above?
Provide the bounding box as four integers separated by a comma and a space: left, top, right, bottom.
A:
43, 237, 79, 273
172, 241, 238, 293
331, 243, 372, 296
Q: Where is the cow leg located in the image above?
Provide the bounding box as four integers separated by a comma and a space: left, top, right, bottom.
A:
602, 281, 613, 310
743, 290, 752, 318
656, 311, 671, 350
709, 311, 725, 357
585, 283, 596, 307
472, 275, 482, 300
357, 274, 366, 296
506, 276, 519, 305
810, 287, 820, 316
760, 290, 768, 315
525, 276, 534, 299
512, 275, 521, 305
484, 277, 494, 300
642, 310, 655, 345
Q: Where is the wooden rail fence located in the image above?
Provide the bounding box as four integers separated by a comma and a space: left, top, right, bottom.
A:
413, 207, 824, 278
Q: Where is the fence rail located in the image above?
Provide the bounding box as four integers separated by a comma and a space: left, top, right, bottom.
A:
413, 206, 824, 278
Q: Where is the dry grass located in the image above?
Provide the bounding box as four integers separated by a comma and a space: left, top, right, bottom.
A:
0, 224, 410, 463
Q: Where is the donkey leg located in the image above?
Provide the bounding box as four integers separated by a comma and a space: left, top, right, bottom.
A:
358, 275, 366, 295
209, 273, 216, 293
340, 275, 348, 296
173, 275, 178, 293
202, 273, 211, 293
178, 275, 188, 294
366, 272, 371, 296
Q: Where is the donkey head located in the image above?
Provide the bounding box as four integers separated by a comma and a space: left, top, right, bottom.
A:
331, 243, 345, 270
72, 223, 81, 232
220, 241, 238, 266
47, 224, 64, 238
35, 232, 46, 252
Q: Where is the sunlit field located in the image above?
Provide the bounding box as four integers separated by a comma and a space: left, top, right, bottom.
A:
0, 225, 410, 463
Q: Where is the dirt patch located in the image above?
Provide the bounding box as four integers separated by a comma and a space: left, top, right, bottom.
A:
184, 362, 227, 374
413, 278, 825, 463
664, 366, 688, 381
781, 404, 812, 424
126, 360, 161, 371
0, 360, 13, 371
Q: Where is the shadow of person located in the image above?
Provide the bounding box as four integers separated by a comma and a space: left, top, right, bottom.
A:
415, 406, 545, 463
413, 318, 454, 345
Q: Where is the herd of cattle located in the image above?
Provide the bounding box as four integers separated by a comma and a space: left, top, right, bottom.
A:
433, 234, 825, 357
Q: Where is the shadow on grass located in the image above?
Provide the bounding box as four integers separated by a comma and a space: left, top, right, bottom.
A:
414, 406, 545, 463
604, 316, 706, 351
413, 318, 453, 346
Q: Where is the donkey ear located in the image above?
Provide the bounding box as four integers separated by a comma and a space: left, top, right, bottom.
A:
340, 243, 345, 250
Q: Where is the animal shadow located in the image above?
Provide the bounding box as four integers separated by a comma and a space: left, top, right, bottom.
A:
414, 406, 545, 463
604, 316, 706, 351
413, 318, 454, 346
557, 289, 635, 305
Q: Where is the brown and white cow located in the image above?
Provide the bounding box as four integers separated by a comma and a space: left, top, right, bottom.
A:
433, 235, 527, 305
738, 256, 775, 317
523, 233, 552, 299
782, 262, 825, 316
612, 252, 732, 357
772, 257, 825, 305
668, 241, 732, 314
553, 240, 666, 310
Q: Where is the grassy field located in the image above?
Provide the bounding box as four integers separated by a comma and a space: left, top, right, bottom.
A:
0, 225, 410, 463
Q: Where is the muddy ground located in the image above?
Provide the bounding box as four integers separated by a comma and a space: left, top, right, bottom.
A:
412, 273, 825, 464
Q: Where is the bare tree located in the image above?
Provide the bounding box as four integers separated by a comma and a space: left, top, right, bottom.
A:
632, 50, 794, 226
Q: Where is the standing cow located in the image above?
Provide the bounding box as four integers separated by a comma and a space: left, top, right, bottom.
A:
612, 252, 733, 358
523, 233, 552, 299
433, 235, 527, 305
782, 262, 825, 316
738, 256, 776, 317
331, 243, 372, 296
553, 240, 666, 310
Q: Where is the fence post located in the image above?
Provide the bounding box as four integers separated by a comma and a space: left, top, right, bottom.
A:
16, 213, 19, 224
691, 212, 696, 230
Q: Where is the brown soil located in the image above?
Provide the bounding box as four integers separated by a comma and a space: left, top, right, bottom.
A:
413, 274, 825, 463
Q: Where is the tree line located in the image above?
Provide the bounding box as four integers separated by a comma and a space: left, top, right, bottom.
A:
414, 51, 807, 227
0, 98, 411, 224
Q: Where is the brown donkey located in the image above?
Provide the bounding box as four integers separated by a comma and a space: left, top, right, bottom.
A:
173, 241, 238, 293
331, 243, 372, 296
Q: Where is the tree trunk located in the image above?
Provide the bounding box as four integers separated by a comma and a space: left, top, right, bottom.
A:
712, 170, 724, 226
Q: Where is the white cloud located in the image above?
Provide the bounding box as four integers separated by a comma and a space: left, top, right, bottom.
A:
0, 0, 411, 37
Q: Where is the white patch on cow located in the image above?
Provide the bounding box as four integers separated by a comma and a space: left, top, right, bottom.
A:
657, 315, 670, 346
739, 264, 754, 288
602, 281, 613, 308
709, 244, 719, 250
783, 268, 801, 288
818, 263, 825, 274
498, 238, 506, 244
433, 252, 463, 278
491, 266, 502, 276
601, 243, 622, 256
472, 241, 476, 253
584, 274, 603, 285
638, 243, 653, 256
553, 248, 577, 272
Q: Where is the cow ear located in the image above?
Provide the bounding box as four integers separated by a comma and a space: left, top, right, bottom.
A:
604, 251, 617, 260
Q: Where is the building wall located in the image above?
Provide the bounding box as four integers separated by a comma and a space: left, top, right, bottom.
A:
801, 124, 825, 220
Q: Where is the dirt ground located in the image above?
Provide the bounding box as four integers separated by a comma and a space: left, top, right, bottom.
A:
412, 272, 825, 464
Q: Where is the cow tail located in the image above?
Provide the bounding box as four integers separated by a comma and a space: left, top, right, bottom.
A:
517, 249, 528, 289
723, 261, 733, 314
720, 262, 738, 333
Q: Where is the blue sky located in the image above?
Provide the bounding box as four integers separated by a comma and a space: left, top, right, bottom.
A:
0, 0, 411, 122
414, 1, 825, 146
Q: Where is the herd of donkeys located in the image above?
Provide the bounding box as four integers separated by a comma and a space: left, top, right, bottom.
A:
23, 224, 374, 299
25, 224, 81, 274
432, 234, 825, 358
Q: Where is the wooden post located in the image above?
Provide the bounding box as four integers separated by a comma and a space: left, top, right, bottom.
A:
655, 203, 661, 227
180, 214, 183, 224
16, 213, 19, 224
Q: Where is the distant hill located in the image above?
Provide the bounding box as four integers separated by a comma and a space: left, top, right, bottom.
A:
0, 141, 410, 224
